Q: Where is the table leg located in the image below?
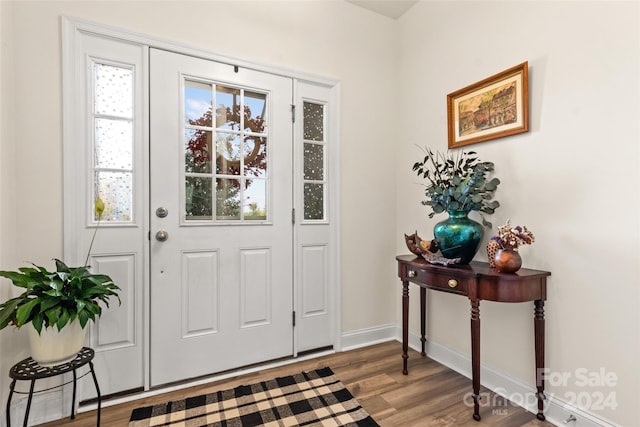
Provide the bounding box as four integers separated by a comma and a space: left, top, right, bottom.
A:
470, 300, 481, 421
420, 287, 426, 356
89, 361, 102, 426
402, 280, 409, 375
535, 300, 546, 421
6, 379, 16, 427
23, 380, 35, 427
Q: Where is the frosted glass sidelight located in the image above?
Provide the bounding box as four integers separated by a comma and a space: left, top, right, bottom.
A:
303, 183, 324, 220
303, 143, 323, 181
95, 171, 133, 221
95, 118, 133, 169
94, 64, 133, 118
93, 62, 134, 223
185, 129, 212, 174
303, 102, 324, 141
302, 101, 326, 221
185, 176, 213, 220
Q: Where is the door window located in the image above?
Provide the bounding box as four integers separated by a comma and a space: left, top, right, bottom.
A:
184, 80, 268, 222
302, 101, 326, 221
92, 62, 134, 222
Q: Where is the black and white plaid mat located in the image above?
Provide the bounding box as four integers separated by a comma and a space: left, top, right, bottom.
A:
129, 367, 379, 426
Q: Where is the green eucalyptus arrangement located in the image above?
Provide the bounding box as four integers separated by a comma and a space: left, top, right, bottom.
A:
0, 199, 120, 334
412, 147, 501, 227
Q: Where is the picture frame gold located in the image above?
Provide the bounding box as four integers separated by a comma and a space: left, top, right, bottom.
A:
447, 62, 529, 148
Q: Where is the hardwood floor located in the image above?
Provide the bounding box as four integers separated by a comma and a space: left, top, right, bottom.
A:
37, 341, 553, 426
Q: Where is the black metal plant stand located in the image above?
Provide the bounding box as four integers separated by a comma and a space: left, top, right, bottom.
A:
6, 347, 101, 427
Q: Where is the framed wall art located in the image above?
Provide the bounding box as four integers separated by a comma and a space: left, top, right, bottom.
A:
447, 62, 529, 148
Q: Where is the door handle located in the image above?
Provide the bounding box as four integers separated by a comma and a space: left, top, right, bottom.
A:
155, 230, 169, 242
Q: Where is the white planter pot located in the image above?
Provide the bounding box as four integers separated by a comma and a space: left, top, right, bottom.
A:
27, 319, 87, 366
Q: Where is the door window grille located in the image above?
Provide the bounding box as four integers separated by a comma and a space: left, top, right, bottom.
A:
184, 80, 268, 222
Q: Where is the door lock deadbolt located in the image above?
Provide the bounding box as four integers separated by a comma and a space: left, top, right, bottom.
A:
156, 207, 169, 218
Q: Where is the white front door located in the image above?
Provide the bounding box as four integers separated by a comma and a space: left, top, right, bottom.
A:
66, 24, 338, 402
149, 49, 294, 386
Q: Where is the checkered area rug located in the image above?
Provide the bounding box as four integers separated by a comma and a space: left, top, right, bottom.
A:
129, 367, 379, 426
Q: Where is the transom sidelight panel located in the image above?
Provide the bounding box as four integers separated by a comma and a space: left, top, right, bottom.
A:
64, 27, 147, 405
184, 79, 269, 223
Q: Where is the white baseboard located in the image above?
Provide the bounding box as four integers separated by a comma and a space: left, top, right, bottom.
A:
340, 324, 397, 351
405, 328, 621, 427
5, 388, 69, 427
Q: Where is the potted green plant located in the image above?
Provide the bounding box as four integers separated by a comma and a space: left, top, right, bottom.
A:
413, 147, 500, 264
0, 199, 120, 366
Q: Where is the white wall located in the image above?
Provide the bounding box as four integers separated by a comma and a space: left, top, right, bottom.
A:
0, 0, 399, 413
2, 0, 639, 426
396, 1, 639, 425
0, 0, 20, 413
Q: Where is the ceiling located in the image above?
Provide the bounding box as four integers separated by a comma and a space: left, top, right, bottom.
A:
345, 0, 419, 19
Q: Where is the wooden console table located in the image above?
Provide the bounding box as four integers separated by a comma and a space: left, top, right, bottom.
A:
397, 254, 550, 421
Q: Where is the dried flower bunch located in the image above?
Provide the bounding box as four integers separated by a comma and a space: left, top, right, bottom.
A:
490, 220, 534, 251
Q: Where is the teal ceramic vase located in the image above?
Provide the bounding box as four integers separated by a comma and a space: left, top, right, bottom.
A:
434, 210, 484, 265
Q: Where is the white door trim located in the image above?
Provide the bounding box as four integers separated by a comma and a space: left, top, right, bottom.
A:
62, 16, 341, 396
62, 17, 338, 86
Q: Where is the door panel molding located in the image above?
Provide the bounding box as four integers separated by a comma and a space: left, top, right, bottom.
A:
181, 250, 220, 337
240, 248, 272, 327
92, 254, 137, 349
301, 245, 328, 317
